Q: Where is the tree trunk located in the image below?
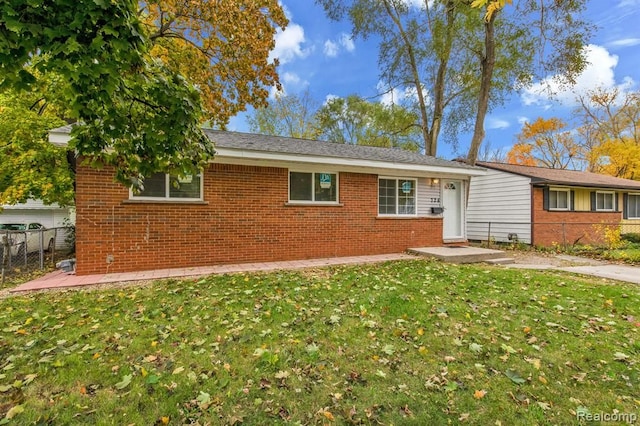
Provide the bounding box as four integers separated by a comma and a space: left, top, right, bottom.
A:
467, 12, 497, 165
428, 0, 456, 157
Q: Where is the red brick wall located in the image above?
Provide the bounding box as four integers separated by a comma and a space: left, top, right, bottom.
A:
531, 187, 622, 246
75, 163, 444, 275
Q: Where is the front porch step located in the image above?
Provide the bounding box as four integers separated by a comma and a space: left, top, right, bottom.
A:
408, 246, 509, 264
485, 257, 516, 265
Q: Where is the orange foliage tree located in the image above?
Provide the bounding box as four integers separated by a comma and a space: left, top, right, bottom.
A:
141, 0, 288, 126
507, 117, 582, 169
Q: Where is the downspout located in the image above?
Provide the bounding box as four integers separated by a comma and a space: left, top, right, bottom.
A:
530, 182, 535, 246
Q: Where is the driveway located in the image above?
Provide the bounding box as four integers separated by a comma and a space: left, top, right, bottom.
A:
505, 252, 640, 285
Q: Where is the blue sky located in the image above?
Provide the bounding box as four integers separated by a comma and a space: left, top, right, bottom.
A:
229, 0, 640, 160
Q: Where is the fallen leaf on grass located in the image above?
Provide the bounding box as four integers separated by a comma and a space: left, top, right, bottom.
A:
115, 374, 132, 390
474, 389, 487, 399
613, 352, 629, 361
505, 369, 526, 385
5, 404, 24, 419
537, 401, 551, 411
469, 343, 483, 354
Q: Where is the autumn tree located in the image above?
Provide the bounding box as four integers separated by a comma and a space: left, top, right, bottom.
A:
248, 90, 322, 139
0, 0, 286, 189
315, 95, 422, 151
0, 83, 75, 206
506, 117, 582, 169
317, 0, 592, 163
141, 0, 288, 125
576, 88, 640, 179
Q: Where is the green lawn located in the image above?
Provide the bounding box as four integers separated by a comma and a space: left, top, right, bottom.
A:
1, 259, 638, 425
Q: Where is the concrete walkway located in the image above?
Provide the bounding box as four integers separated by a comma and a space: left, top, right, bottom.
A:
505, 254, 640, 285
9, 253, 416, 293
7, 250, 639, 294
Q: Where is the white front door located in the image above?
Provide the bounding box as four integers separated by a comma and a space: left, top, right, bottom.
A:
442, 180, 464, 240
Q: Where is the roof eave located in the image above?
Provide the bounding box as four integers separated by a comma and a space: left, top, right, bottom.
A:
531, 179, 640, 191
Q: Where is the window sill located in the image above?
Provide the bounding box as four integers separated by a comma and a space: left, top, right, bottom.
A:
123, 199, 209, 205
285, 202, 343, 207
376, 215, 422, 219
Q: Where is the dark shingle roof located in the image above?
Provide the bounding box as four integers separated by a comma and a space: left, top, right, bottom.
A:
205, 130, 479, 170
478, 162, 640, 190
50, 125, 480, 172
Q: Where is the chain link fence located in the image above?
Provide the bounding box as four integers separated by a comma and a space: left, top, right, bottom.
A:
1, 226, 75, 282
468, 221, 640, 248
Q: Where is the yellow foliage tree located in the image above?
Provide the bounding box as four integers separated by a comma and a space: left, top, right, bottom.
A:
592, 139, 640, 180
507, 117, 582, 169
142, 0, 288, 126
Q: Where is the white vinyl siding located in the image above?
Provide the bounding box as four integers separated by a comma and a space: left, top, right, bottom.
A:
466, 169, 532, 243
416, 178, 442, 216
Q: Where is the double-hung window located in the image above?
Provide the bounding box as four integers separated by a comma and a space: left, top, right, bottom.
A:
627, 194, 640, 219
595, 191, 615, 211
289, 172, 338, 203
131, 173, 203, 201
379, 178, 417, 216
548, 188, 570, 211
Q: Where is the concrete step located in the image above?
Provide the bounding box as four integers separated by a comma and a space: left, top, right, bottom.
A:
408, 246, 508, 264
485, 257, 516, 265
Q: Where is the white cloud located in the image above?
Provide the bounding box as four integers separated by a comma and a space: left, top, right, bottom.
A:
379, 87, 404, 106
323, 32, 355, 58
282, 72, 302, 85
324, 94, 339, 105
377, 82, 430, 107
270, 23, 311, 64
517, 116, 529, 127
269, 72, 309, 99
609, 38, 640, 48
486, 118, 510, 130
324, 40, 339, 57
520, 44, 636, 107
339, 34, 355, 52
618, 0, 640, 7
403, 0, 432, 8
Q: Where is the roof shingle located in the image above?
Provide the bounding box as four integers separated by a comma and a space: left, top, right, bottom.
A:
206, 130, 479, 170
478, 162, 640, 190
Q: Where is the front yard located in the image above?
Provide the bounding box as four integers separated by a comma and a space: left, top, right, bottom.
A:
1, 259, 638, 425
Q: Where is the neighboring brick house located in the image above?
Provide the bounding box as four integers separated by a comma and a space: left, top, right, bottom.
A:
467, 162, 640, 247
49, 127, 484, 275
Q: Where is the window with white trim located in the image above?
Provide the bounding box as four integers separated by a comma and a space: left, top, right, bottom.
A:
131, 173, 203, 201
595, 191, 615, 211
378, 178, 417, 215
549, 188, 570, 211
289, 172, 338, 202
628, 194, 640, 219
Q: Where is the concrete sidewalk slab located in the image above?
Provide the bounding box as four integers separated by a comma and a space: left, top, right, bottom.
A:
558, 265, 640, 285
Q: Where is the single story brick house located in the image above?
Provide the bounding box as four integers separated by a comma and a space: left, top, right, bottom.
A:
467, 162, 640, 246
50, 127, 484, 275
